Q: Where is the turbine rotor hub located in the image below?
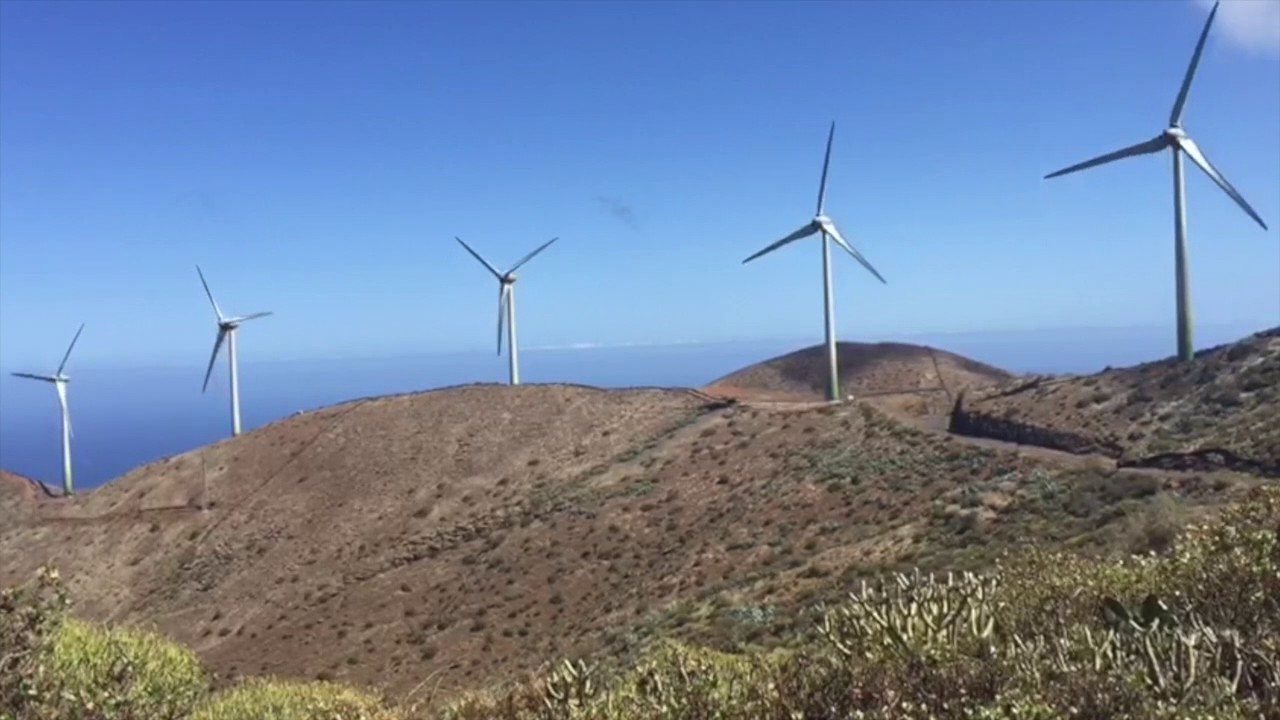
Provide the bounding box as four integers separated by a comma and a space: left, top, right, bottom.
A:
1164, 126, 1187, 139
503, 274, 517, 284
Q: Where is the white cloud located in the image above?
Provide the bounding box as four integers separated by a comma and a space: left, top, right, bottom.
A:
1197, 0, 1280, 54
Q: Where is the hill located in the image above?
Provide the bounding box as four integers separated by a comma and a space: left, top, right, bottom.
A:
0, 374, 1260, 708
705, 341, 1013, 405
0, 469, 54, 523
950, 326, 1280, 476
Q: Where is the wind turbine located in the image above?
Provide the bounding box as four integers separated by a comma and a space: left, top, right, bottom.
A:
11, 323, 85, 496
742, 122, 887, 402
1043, 0, 1268, 363
455, 236, 558, 385
197, 265, 272, 436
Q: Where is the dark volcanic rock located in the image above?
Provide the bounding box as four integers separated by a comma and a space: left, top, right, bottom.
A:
948, 390, 1124, 457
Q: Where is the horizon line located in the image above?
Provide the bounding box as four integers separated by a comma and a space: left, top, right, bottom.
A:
0, 321, 1270, 374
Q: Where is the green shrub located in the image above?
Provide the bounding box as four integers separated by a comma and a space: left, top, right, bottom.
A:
47, 617, 208, 720
1, 567, 206, 720
189, 678, 398, 720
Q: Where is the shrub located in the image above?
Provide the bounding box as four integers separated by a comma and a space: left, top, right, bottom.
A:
48, 617, 208, 719
0, 567, 206, 720
189, 678, 399, 720
1124, 492, 1185, 555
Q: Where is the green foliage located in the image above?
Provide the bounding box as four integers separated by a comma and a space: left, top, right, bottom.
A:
2, 567, 206, 720
817, 569, 1000, 662
188, 678, 398, 720
46, 618, 207, 719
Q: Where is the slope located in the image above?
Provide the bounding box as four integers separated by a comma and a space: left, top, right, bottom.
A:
950, 327, 1280, 476
0, 379, 1259, 707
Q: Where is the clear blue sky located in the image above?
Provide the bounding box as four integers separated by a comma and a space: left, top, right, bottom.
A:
2, 0, 1277, 371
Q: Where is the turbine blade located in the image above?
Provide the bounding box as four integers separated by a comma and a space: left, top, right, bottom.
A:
509, 237, 558, 273
11, 372, 57, 382
1170, 0, 1219, 126
1177, 136, 1269, 231
230, 311, 273, 323
202, 328, 227, 393
455, 237, 503, 279
820, 220, 887, 285
816, 121, 835, 215
742, 222, 820, 264
1044, 135, 1170, 179
196, 265, 225, 321
497, 285, 509, 356
56, 323, 85, 375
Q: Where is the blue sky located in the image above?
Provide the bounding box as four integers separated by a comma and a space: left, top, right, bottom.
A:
1, 0, 1278, 372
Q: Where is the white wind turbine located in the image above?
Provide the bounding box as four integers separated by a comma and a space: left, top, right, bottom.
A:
197, 265, 272, 436
1044, 0, 1268, 362
455, 236, 558, 385
742, 122, 887, 402
11, 323, 85, 496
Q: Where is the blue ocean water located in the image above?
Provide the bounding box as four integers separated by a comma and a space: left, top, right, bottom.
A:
0, 325, 1264, 491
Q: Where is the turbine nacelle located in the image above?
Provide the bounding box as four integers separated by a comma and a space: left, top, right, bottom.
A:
1043, 0, 1266, 234
11, 324, 85, 386
196, 266, 272, 398
454, 236, 558, 376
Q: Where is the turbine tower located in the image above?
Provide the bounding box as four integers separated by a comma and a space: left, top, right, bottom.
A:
1043, 0, 1267, 362
455, 236, 558, 385
742, 122, 887, 402
11, 323, 85, 496
197, 265, 272, 436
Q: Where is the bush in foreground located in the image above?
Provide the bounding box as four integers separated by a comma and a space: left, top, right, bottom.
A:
1, 570, 206, 720
187, 678, 397, 720
48, 618, 207, 720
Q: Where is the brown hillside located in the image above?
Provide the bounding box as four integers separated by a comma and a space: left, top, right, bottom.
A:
0, 380, 1261, 708
950, 327, 1280, 476
705, 341, 1013, 404
0, 469, 53, 522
